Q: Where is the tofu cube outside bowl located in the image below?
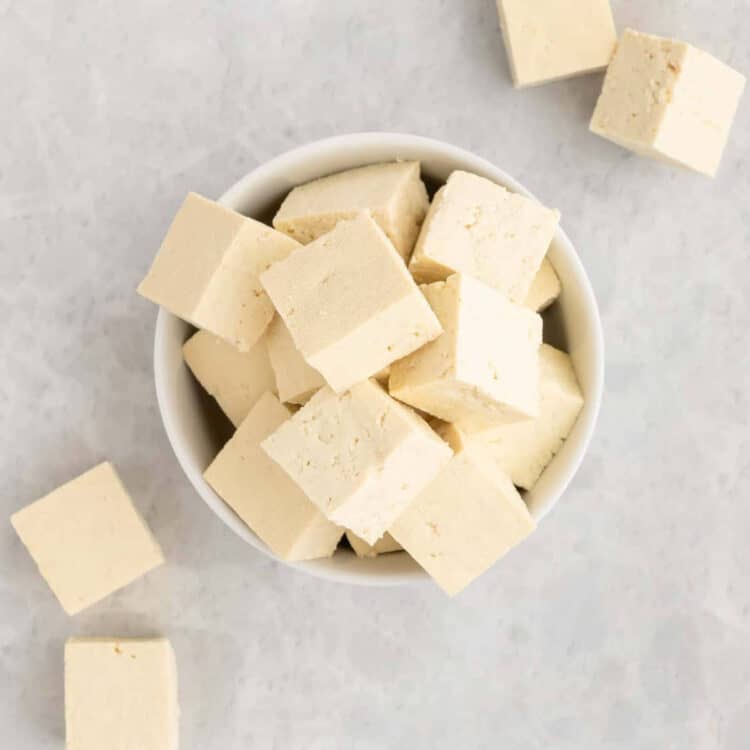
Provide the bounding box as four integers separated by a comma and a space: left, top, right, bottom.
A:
152, 132, 604, 587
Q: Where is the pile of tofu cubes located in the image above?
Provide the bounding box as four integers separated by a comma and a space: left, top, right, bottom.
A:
138, 161, 585, 596
496, 1, 745, 177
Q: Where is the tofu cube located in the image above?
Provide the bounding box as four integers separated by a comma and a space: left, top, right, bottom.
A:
346, 531, 402, 558
442, 344, 584, 490
272, 161, 429, 259
496, 0, 617, 88
204, 392, 342, 561
409, 171, 560, 303
261, 380, 452, 544
389, 448, 535, 596
138, 193, 300, 350
590, 29, 746, 177
65, 637, 178, 750
261, 212, 442, 393
265, 316, 325, 405
389, 274, 542, 431
523, 257, 561, 312
11, 462, 163, 615
183, 329, 276, 426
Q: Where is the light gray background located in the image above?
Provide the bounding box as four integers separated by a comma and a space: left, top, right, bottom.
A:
2, 1, 748, 747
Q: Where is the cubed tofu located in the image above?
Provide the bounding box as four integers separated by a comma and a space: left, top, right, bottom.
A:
65, 637, 178, 750
10, 462, 163, 615
590, 29, 746, 176
261, 380, 452, 544
523, 257, 561, 312
389, 274, 542, 431
496, 0, 617, 88
346, 531, 402, 558
272, 161, 429, 259
138, 193, 300, 350
408, 171, 559, 303
183, 329, 276, 426
260, 212, 442, 393
265, 316, 325, 405
204, 392, 342, 561
442, 345, 584, 490
389, 448, 535, 596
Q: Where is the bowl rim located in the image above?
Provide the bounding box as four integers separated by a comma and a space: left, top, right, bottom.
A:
153, 131, 605, 586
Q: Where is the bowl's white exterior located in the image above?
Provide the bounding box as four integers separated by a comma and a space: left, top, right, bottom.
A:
153, 132, 604, 586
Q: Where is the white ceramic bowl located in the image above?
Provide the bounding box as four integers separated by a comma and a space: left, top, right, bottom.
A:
153, 132, 604, 586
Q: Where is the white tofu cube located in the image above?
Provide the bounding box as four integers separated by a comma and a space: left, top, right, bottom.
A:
65, 637, 178, 750
11, 462, 163, 615
265, 316, 325, 405
496, 0, 617, 88
345, 531, 402, 558
260, 212, 442, 393
273, 161, 429, 259
590, 29, 746, 176
389, 448, 535, 596
261, 380, 452, 544
138, 193, 300, 350
523, 257, 561, 312
441, 344, 584, 490
183, 329, 276, 426
408, 171, 559, 303
389, 274, 542, 431
204, 392, 342, 561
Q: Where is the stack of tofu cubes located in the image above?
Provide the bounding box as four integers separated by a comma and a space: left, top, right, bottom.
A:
138, 161, 585, 595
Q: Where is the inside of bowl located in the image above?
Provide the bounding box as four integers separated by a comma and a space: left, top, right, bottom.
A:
157, 135, 603, 582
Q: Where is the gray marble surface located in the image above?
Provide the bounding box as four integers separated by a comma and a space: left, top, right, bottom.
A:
1, 1, 749, 747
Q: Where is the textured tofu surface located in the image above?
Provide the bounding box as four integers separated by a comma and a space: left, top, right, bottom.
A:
408, 171, 559, 303
265, 316, 325, 405
523, 257, 561, 312
261, 212, 442, 393
261, 380, 452, 544
346, 531, 402, 558
497, 0, 617, 87
590, 29, 746, 176
204, 392, 342, 561
455, 344, 584, 490
389, 274, 542, 430
65, 637, 178, 750
272, 161, 429, 258
138, 193, 300, 350
389, 448, 535, 596
183, 329, 276, 426
10, 462, 163, 615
